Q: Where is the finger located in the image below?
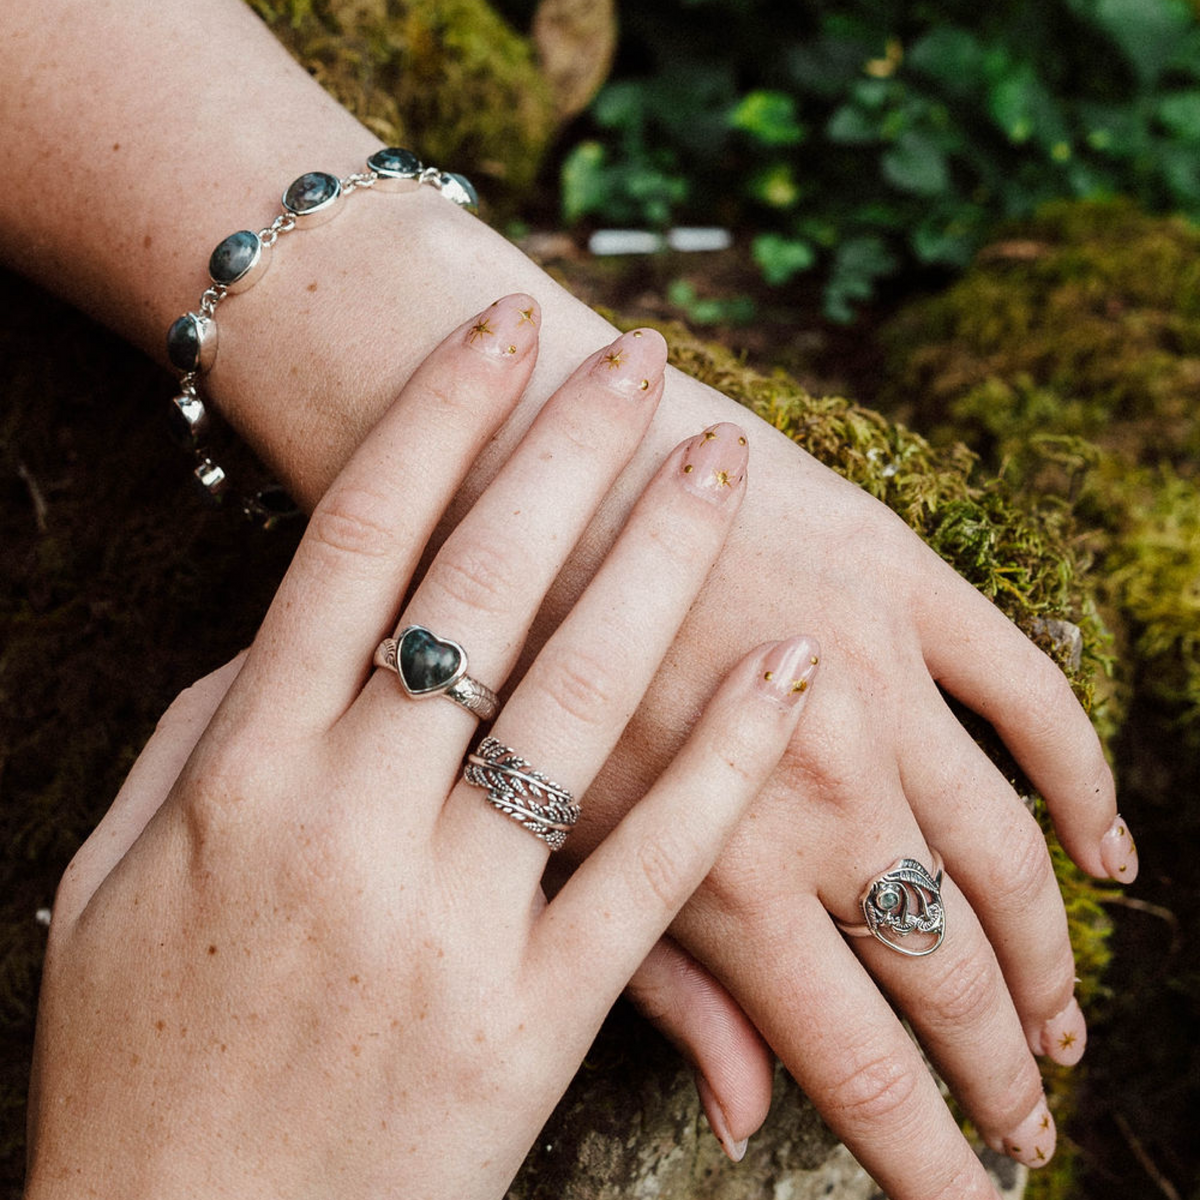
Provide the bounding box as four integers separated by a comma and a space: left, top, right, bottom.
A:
626, 938, 774, 1164
53, 653, 246, 924
439, 423, 749, 874
838, 869, 1057, 1170
898, 696, 1086, 1066
915, 570, 1132, 882
722, 903, 1012, 1200
528, 636, 820, 1033
352, 326, 669, 753
230, 293, 542, 731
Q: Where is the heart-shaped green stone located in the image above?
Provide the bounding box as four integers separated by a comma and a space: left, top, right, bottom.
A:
397, 626, 463, 694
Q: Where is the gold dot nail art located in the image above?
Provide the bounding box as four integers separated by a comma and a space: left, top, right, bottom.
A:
679, 423, 748, 501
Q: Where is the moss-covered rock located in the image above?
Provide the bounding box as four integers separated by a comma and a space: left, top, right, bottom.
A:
246, 0, 557, 201
883, 199, 1200, 746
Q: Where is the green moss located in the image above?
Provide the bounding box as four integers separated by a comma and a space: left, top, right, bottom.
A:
884, 199, 1200, 745
246, 0, 555, 200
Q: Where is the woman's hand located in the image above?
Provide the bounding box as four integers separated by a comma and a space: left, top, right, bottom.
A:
24, 297, 819, 1199
1, 3, 1136, 1195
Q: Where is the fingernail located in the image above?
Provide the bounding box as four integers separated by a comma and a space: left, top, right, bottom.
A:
998, 1096, 1056, 1169
463, 293, 539, 360
680, 422, 748, 502
589, 328, 667, 397
1038, 996, 1086, 1066
755, 635, 821, 708
695, 1073, 749, 1163
1100, 814, 1138, 883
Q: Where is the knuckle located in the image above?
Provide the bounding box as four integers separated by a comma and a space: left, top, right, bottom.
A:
925, 1145, 997, 1200
307, 486, 399, 567
424, 532, 524, 617
981, 819, 1056, 915
625, 971, 682, 1029
826, 1047, 922, 1127
538, 642, 624, 729
924, 956, 998, 1027
703, 716, 766, 790
632, 831, 699, 917
645, 513, 714, 570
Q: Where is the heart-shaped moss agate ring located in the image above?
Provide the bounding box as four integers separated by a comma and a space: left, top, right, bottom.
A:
373, 625, 500, 721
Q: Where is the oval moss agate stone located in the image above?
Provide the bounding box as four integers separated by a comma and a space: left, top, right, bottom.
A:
282, 170, 340, 216
208, 229, 262, 289
166, 313, 202, 372
368, 146, 422, 178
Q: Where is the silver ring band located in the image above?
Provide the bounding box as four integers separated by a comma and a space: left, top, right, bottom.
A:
374, 626, 499, 722
463, 736, 580, 851
835, 852, 946, 957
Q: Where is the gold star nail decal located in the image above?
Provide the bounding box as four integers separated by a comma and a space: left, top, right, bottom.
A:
469, 318, 495, 343
1034, 1146, 1046, 1162
1058, 1030, 1077, 1050
703, 429, 718, 441
604, 350, 624, 369
791, 678, 808, 693
713, 469, 732, 487
518, 307, 536, 324
1039, 1114, 1051, 1131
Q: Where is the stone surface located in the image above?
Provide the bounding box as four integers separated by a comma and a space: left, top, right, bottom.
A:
369, 146, 422, 177
282, 170, 339, 214
398, 626, 462, 693
166, 313, 200, 371
208, 229, 260, 286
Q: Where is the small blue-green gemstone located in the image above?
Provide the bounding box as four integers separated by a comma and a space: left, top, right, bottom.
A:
283, 171, 340, 213
166, 314, 201, 372
208, 230, 260, 286
369, 147, 422, 177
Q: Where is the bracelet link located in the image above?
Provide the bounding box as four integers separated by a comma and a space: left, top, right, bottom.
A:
165, 148, 477, 527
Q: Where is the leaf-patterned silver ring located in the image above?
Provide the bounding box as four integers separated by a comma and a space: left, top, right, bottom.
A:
463, 736, 580, 851
834, 852, 946, 958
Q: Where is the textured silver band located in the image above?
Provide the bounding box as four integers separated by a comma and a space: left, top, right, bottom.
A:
374, 632, 500, 722
463, 736, 580, 851
835, 852, 946, 958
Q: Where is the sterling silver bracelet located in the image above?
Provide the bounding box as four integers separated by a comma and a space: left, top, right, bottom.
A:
165, 148, 477, 525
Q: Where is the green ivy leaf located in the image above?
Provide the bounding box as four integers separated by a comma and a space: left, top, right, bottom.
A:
751, 233, 817, 285
827, 104, 878, 144
560, 142, 609, 223
729, 90, 806, 146
1073, 0, 1194, 87
1158, 92, 1200, 143
824, 235, 899, 322
907, 27, 985, 96
881, 130, 950, 196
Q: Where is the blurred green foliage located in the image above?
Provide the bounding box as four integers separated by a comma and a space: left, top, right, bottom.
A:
558, 0, 1200, 319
